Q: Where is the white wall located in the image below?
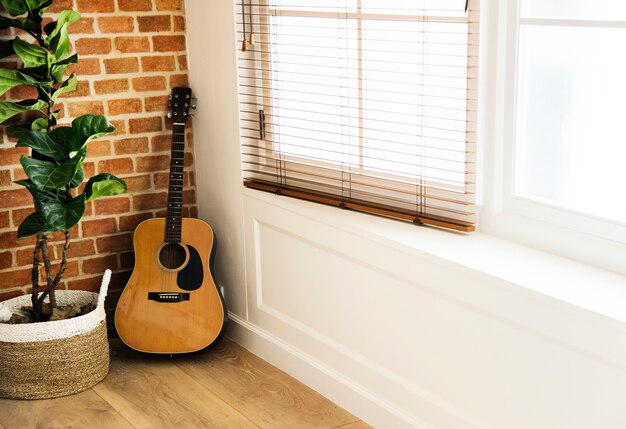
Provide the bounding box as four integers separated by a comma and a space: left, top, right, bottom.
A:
184, 1, 626, 428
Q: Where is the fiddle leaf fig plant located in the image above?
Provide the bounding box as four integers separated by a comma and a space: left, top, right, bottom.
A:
0, 0, 127, 321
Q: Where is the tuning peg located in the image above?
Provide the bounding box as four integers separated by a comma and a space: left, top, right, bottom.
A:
167, 112, 172, 118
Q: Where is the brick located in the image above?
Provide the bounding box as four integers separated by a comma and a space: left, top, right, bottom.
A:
83, 254, 118, 274
11, 208, 33, 228
49, 260, 79, 279
104, 57, 139, 74
68, 100, 105, 117
87, 140, 111, 157
189, 206, 198, 218
12, 167, 28, 181
119, 0, 153, 11
98, 16, 135, 33
0, 251, 12, 269
60, 239, 96, 259
0, 210, 9, 228
96, 233, 132, 252
132, 76, 166, 92
83, 161, 96, 177
144, 95, 169, 112
0, 268, 31, 288
184, 151, 193, 167
178, 54, 188, 71
115, 36, 150, 53
108, 98, 142, 115
109, 120, 126, 136
0, 147, 29, 166
141, 56, 175, 72
16, 248, 35, 266
47, 0, 74, 13
67, 275, 104, 292
109, 270, 132, 290
129, 117, 162, 133
58, 80, 91, 98
81, 218, 118, 237
76, 0, 115, 13
122, 174, 152, 192
9, 85, 38, 99
183, 189, 196, 204
75, 38, 112, 55
151, 134, 171, 152
0, 189, 32, 208
136, 155, 170, 173
119, 212, 153, 231
94, 196, 131, 215
169, 74, 189, 88
155, 0, 182, 10
173, 16, 185, 32
0, 289, 24, 302
133, 192, 167, 210
137, 15, 171, 32
73, 57, 101, 75
0, 170, 11, 186
114, 137, 149, 155
94, 78, 129, 95
98, 158, 134, 175
70, 17, 95, 34
153, 35, 186, 52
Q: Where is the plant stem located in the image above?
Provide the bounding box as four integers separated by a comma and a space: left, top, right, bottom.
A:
31, 235, 44, 318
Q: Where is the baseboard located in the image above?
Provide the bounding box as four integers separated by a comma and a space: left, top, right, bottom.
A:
226, 312, 438, 429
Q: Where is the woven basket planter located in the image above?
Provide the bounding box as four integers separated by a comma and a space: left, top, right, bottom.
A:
0, 270, 111, 400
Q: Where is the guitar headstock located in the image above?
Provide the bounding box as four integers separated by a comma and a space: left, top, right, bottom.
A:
167, 87, 195, 124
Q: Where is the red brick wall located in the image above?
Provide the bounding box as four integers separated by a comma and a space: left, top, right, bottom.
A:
0, 0, 197, 319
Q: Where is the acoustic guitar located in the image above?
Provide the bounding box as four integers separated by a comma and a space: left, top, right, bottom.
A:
114, 87, 226, 354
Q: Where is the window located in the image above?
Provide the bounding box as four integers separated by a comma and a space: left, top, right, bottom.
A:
236, 0, 479, 232
482, 0, 626, 274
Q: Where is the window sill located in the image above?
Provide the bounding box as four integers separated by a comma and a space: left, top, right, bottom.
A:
243, 187, 626, 365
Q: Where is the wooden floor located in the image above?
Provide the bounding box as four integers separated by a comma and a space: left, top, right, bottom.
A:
0, 338, 372, 429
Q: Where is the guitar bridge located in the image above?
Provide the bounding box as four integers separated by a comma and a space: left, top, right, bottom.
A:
148, 292, 190, 303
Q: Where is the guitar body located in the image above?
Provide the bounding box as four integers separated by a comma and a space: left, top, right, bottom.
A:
115, 217, 226, 354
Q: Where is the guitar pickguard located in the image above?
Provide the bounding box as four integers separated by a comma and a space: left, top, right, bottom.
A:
177, 245, 203, 290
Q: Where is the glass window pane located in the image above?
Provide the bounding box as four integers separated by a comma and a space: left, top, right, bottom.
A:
517, 24, 626, 223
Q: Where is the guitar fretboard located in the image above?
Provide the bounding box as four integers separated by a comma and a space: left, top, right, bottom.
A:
164, 124, 186, 243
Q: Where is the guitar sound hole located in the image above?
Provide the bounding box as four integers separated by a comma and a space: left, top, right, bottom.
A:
159, 243, 187, 269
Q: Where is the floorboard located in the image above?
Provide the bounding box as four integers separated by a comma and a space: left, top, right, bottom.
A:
0, 337, 372, 429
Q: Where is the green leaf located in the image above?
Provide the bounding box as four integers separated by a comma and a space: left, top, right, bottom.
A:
17, 211, 54, 239
14, 129, 66, 161
40, 193, 85, 232
14, 179, 63, 205
45, 10, 80, 42
31, 117, 48, 131
71, 115, 116, 151
50, 74, 76, 102
20, 149, 85, 190
0, 0, 50, 16
0, 16, 35, 31
0, 99, 46, 123
84, 174, 127, 202
70, 165, 83, 187
48, 126, 77, 153
0, 68, 40, 96
48, 20, 70, 62
13, 37, 49, 68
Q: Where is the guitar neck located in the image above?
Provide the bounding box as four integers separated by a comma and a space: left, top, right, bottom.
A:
165, 123, 186, 243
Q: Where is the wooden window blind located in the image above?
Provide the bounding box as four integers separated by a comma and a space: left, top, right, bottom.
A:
237, 0, 479, 232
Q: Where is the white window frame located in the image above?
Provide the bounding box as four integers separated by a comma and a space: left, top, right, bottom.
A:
479, 0, 626, 276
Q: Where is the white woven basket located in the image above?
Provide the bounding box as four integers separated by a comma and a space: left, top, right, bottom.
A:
0, 269, 110, 343
0, 269, 112, 399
